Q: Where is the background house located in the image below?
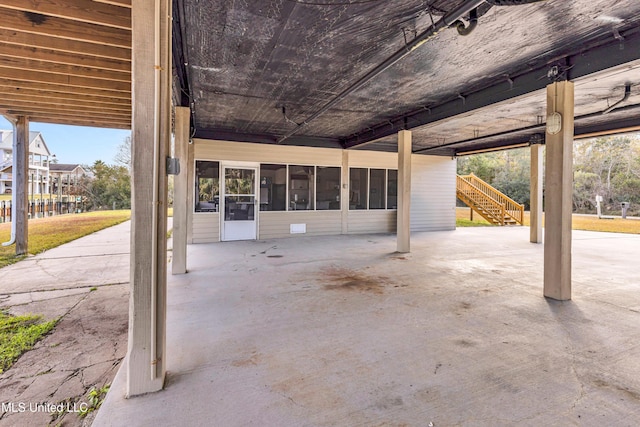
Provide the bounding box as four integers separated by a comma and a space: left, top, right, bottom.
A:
0, 130, 52, 195
48, 164, 86, 198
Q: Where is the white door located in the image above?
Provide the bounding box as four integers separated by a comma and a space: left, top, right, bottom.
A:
222, 166, 257, 241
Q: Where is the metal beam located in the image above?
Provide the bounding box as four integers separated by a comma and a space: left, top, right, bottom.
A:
193, 129, 342, 149
344, 27, 640, 149
412, 103, 640, 156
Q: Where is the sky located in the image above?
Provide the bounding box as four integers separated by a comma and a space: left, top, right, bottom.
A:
0, 116, 130, 167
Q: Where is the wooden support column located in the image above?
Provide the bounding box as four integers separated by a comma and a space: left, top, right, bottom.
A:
127, 0, 171, 396
530, 143, 543, 243
172, 107, 189, 275
341, 150, 349, 234
15, 116, 29, 255
543, 81, 574, 300
397, 130, 411, 253
186, 137, 194, 244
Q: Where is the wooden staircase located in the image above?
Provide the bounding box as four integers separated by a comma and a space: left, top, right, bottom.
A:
456, 174, 524, 226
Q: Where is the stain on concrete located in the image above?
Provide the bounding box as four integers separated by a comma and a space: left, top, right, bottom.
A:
375, 396, 403, 410
231, 352, 261, 367
267, 255, 283, 258
322, 268, 389, 294
593, 378, 640, 401
454, 339, 476, 347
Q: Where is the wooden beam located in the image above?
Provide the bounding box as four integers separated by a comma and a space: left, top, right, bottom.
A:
12, 114, 130, 129
0, 29, 130, 61
0, 0, 131, 30
15, 116, 29, 255
0, 7, 131, 48
0, 78, 130, 99
0, 107, 130, 124
0, 101, 130, 117
0, 43, 130, 72
0, 86, 130, 107
94, 0, 130, 7
0, 56, 130, 83
0, 67, 130, 92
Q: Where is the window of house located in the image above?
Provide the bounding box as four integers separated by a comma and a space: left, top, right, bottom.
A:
289, 165, 315, 210
369, 169, 386, 209
259, 164, 287, 211
194, 160, 220, 212
387, 169, 398, 209
349, 168, 368, 210
316, 167, 340, 210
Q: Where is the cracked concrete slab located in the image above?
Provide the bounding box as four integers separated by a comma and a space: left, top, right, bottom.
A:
0, 222, 131, 427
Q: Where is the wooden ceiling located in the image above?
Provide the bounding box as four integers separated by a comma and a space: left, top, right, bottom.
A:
0, 0, 132, 129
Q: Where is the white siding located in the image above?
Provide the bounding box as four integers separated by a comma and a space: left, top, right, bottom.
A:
259, 211, 341, 239
348, 150, 398, 169
192, 213, 220, 243
348, 210, 396, 234
194, 139, 342, 166
411, 155, 456, 231
188, 139, 455, 242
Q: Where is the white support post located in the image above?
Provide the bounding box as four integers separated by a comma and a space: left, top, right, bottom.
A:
172, 107, 189, 275
341, 150, 349, 234
397, 130, 411, 253
543, 81, 574, 301
530, 143, 543, 243
186, 140, 194, 244
127, 0, 171, 396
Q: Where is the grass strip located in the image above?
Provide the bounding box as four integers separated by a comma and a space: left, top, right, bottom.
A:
0, 312, 57, 373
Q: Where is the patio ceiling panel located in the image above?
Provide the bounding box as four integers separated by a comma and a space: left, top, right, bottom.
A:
0, 0, 131, 129
176, 0, 640, 153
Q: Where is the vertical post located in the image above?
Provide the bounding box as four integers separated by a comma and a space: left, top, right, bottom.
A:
186, 140, 194, 244
172, 107, 189, 275
544, 81, 574, 300
397, 130, 411, 253
127, 0, 171, 396
341, 150, 349, 234
15, 116, 29, 255
530, 143, 543, 243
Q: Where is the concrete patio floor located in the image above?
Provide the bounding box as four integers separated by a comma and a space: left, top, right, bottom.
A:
95, 227, 640, 426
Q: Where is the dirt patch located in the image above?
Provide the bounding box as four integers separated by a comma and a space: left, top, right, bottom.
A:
322, 267, 389, 294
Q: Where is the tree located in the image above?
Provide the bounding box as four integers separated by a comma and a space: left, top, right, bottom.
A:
114, 135, 131, 170
80, 160, 131, 210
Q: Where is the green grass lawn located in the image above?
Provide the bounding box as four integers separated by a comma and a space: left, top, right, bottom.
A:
456, 207, 640, 234
0, 210, 131, 269
0, 312, 57, 374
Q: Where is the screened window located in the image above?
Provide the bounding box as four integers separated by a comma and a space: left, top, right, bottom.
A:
349, 168, 368, 210
259, 164, 287, 211
289, 165, 315, 210
316, 167, 341, 210
195, 161, 219, 212
387, 169, 398, 209
369, 169, 386, 209
350, 168, 397, 210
